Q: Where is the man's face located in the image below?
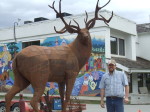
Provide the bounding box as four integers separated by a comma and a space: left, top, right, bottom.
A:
108, 64, 116, 73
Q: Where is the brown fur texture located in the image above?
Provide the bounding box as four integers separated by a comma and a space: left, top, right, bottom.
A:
5, 0, 113, 112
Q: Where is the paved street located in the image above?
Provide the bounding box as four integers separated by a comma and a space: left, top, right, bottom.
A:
83, 104, 150, 112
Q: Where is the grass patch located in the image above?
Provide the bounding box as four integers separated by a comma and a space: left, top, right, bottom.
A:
70, 99, 100, 104
79, 100, 100, 104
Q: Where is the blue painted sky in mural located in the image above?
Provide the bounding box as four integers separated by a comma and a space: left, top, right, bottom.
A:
92, 37, 105, 46
41, 36, 70, 47
41, 36, 105, 50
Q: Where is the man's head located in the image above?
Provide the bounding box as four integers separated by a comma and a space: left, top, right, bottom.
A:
107, 59, 116, 73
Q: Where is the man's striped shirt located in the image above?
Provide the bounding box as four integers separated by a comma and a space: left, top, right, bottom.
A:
100, 70, 128, 98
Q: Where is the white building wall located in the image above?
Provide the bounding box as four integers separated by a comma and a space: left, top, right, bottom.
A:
137, 32, 150, 60
126, 35, 137, 61
107, 12, 136, 35
132, 73, 139, 93
104, 27, 111, 59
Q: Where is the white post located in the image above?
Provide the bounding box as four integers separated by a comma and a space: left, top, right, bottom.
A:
132, 73, 139, 93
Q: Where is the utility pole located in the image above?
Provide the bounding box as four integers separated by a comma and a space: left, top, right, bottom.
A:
149, 15, 150, 29
14, 22, 18, 42
13, 19, 21, 42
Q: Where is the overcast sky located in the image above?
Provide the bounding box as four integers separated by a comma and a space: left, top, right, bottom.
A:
0, 0, 150, 29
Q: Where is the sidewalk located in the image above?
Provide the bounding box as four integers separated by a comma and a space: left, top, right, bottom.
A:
83, 104, 150, 112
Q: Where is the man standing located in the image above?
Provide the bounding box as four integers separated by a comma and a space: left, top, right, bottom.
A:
100, 59, 129, 112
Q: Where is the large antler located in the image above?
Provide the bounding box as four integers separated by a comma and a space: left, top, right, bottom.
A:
85, 0, 113, 29
48, 0, 80, 34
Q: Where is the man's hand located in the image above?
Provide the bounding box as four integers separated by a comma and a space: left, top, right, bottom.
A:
124, 97, 129, 104
100, 100, 105, 108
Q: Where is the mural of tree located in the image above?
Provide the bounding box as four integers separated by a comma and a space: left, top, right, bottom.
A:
7, 42, 19, 59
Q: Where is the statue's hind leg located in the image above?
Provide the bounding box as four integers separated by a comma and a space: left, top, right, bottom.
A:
5, 74, 30, 112
30, 73, 48, 112
30, 87, 46, 112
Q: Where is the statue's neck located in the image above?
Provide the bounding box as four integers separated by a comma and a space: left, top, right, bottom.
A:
68, 35, 92, 69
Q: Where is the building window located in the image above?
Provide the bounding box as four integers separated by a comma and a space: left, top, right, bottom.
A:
110, 36, 125, 56
119, 38, 125, 56
111, 37, 118, 55
22, 40, 40, 48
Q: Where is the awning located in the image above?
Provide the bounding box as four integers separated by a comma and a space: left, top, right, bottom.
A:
112, 57, 150, 73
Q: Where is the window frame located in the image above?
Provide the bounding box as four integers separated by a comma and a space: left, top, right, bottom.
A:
110, 36, 125, 56
110, 36, 118, 55
118, 38, 125, 56
22, 40, 40, 49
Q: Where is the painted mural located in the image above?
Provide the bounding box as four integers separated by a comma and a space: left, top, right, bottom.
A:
0, 33, 106, 96
0, 42, 21, 92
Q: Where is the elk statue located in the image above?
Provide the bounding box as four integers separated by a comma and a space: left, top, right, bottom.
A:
5, 0, 113, 111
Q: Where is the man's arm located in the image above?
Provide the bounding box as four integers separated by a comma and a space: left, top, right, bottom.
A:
124, 85, 129, 103
100, 88, 105, 100
100, 88, 105, 108
125, 85, 129, 98
122, 72, 129, 103
99, 74, 105, 108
